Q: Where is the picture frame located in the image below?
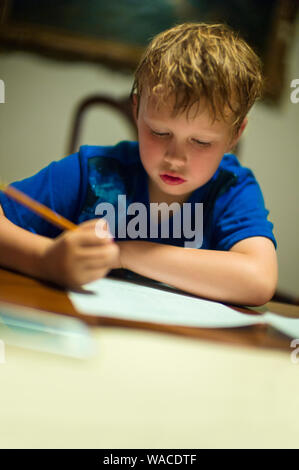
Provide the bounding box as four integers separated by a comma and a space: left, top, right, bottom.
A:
0, 0, 297, 102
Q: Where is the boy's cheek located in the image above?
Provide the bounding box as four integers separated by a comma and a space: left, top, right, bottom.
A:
140, 136, 162, 160
140, 130, 156, 147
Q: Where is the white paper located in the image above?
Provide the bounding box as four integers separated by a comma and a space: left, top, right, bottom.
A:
68, 277, 299, 338
264, 312, 299, 339
68, 277, 263, 328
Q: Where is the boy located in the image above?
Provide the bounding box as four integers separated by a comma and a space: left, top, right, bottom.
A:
0, 23, 277, 306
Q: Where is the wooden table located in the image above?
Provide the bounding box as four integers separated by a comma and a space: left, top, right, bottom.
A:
0, 267, 298, 352
0, 267, 299, 448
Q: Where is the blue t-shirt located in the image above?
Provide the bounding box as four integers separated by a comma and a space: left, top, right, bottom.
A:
0, 140, 276, 252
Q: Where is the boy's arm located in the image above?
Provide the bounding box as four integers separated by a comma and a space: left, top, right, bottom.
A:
118, 237, 278, 306
0, 205, 120, 288
0, 204, 53, 278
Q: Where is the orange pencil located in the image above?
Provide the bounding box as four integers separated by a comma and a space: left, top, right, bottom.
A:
0, 184, 77, 231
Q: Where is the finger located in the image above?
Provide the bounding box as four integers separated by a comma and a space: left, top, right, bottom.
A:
77, 243, 118, 259
80, 218, 113, 239
94, 218, 114, 240
76, 230, 114, 247
79, 218, 102, 229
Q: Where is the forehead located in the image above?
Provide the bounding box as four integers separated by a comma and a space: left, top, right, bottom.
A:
140, 92, 233, 136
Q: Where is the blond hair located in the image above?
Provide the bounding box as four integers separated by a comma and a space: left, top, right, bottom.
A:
131, 23, 263, 134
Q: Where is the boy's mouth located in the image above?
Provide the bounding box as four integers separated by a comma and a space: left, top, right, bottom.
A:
160, 173, 186, 185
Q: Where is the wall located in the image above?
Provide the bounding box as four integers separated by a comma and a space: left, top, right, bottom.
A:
241, 16, 299, 296
0, 54, 133, 180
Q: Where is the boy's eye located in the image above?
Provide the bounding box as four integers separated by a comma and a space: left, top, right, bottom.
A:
192, 139, 211, 147
151, 130, 170, 137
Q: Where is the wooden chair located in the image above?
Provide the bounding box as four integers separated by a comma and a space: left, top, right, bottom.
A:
67, 94, 137, 154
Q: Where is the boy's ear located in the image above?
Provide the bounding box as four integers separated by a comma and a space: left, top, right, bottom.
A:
131, 94, 138, 123
229, 117, 248, 150
238, 117, 248, 137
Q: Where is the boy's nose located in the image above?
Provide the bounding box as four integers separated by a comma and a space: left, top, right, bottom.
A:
164, 145, 187, 168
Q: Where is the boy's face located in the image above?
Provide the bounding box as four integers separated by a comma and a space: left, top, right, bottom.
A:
133, 93, 245, 205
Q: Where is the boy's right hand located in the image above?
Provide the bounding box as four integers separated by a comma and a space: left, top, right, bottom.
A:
40, 218, 119, 289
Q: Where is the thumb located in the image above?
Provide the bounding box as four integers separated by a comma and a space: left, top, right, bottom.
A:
95, 218, 114, 240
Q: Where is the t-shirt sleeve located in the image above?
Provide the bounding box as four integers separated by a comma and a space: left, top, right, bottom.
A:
0, 153, 83, 238
212, 167, 277, 251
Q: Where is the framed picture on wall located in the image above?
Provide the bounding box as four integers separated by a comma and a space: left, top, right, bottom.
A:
0, 0, 297, 102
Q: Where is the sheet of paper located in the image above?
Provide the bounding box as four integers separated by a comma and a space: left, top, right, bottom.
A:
264, 312, 299, 340
68, 277, 263, 329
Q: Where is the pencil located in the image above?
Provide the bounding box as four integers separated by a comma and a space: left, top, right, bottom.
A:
0, 184, 77, 231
